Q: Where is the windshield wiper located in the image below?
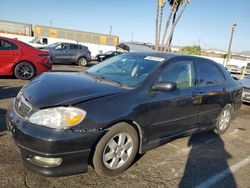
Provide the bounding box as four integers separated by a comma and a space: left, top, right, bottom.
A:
98, 76, 123, 87
85, 71, 131, 88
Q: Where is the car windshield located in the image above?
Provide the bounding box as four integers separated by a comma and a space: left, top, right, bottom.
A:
86, 53, 165, 87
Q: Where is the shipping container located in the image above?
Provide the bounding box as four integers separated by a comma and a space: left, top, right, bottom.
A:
34, 25, 119, 46
0, 20, 32, 36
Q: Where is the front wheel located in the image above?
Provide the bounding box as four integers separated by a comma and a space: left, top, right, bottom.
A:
77, 57, 87, 67
14, 62, 36, 80
93, 123, 139, 176
214, 104, 232, 134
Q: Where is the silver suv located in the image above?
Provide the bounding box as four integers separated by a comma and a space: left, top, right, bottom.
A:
44, 42, 91, 66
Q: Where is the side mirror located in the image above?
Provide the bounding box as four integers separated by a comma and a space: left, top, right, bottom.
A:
152, 82, 177, 91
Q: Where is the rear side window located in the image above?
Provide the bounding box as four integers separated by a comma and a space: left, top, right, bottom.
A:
196, 59, 226, 85
0, 39, 18, 50
69, 44, 78, 50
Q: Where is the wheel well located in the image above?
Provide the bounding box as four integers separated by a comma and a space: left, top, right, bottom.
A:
12, 61, 37, 75
88, 120, 144, 166
78, 56, 87, 61
107, 120, 144, 154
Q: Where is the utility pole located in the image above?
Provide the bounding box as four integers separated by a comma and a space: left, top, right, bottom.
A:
50, 19, 52, 27
225, 22, 237, 67
131, 32, 134, 42
109, 25, 112, 35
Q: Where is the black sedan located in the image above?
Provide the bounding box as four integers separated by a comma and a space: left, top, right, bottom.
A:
96, 51, 123, 62
6, 52, 242, 177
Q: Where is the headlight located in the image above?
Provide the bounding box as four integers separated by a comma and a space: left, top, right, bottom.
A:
29, 107, 86, 129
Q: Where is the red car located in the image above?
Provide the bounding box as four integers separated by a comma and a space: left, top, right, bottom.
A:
0, 36, 52, 80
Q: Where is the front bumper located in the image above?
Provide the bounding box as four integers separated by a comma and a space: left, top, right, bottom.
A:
6, 105, 104, 176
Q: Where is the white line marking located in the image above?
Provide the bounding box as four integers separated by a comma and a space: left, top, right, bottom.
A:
195, 156, 250, 188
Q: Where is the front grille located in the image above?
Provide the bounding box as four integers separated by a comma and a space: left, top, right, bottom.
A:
15, 95, 32, 119
243, 87, 250, 93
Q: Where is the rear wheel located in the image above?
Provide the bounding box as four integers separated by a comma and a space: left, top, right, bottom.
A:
214, 104, 232, 134
93, 123, 138, 176
14, 62, 35, 80
77, 57, 87, 67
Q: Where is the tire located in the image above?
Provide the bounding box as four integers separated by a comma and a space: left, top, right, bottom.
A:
93, 123, 139, 176
214, 104, 233, 134
77, 57, 87, 67
14, 62, 36, 80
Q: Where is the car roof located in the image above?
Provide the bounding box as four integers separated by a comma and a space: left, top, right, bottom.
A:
126, 51, 212, 61
127, 52, 221, 64
0, 36, 18, 42
57, 42, 79, 45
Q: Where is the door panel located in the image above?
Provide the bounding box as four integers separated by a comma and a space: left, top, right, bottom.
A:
194, 59, 228, 126
149, 88, 197, 139
53, 43, 70, 63
194, 85, 226, 126
147, 58, 198, 144
0, 39, 22, 75
68, 44, 79, 62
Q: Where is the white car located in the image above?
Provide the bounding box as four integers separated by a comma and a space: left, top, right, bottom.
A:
240, 75, 250, 103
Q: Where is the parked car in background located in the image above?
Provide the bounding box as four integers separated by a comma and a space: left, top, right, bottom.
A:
43, 42, 91, 66
7, 53, 242, 177
0, 36, 52, 80
227, 62, 250, 75
240, 75, 250, 103
227, 64, 244, 74
245, 62, 250, 75
96, 51, 123, 62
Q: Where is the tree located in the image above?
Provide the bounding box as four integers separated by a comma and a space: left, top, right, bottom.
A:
155, 0, 160, 51
160, 0, 179, 51
155, 0, 166, 51
180, 45, 201, 55
165, 0, 190, 52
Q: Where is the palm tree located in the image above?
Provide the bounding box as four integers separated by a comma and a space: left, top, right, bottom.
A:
165, 0, 190, 52
160, 0, 179, 51
155, 0, 166, 51
157, 0, 166, 51
155, 0, 160, 51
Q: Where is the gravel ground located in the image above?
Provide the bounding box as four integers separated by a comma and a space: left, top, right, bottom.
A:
0, 64, 250, 188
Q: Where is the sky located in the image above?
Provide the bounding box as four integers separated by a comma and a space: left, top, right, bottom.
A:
0, 0, 249, 52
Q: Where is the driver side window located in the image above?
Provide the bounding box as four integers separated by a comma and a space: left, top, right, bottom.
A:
159, 60, 195, 88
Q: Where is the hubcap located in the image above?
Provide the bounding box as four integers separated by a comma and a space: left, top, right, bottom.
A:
79, 58, 87, 66
218, 109, 231, 131
103, 133, 133, 169
17, 64, 33, 79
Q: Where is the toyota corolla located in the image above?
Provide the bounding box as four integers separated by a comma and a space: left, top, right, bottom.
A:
6, 52, 242, 176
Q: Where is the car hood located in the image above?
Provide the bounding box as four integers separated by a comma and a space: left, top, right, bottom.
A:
240, 79, 250, 88
22, 72, 126, 109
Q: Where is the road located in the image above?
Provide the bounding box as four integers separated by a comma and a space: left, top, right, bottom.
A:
0, 64, 250, 188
